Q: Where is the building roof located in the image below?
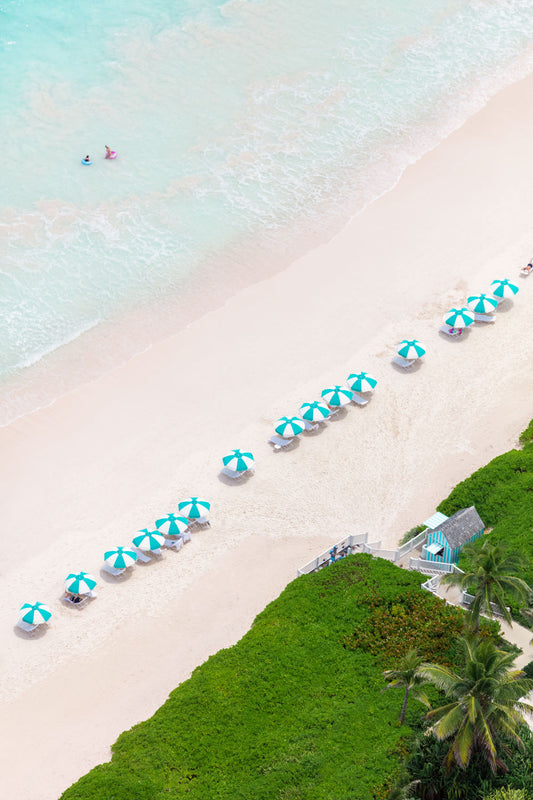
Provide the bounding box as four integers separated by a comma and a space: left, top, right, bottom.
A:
423, 511, 449, 529
434, 506, 484, 549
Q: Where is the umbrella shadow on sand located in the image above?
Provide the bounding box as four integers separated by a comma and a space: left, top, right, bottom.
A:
391, 358, 424, 373
130, 555, 165, 569
99, 566, 134, 583
13, 623, 49, 640
271, 437, 301, 452
493, 300, 515, 314
326, 407, 349, 422
301, 423, 328, 437
218, 470, 254, 486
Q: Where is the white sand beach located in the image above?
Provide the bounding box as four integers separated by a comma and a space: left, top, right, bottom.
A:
2, 72, 533, 799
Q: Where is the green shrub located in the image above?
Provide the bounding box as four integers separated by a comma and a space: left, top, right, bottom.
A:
483, 790, 526, 800
399, 525, 427, 546
343, 587, 465, 668
519, 419, 533, 445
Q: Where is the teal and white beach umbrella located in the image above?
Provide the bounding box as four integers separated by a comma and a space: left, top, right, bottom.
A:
346, 372, 378, 393
274, 416, 305, 437
19, 602, 52, 625
155, 513, 190, 536
443, 307, 474, 328
397, 339, 426, 359
178, 496, 211, 519
222, 449, 254, 472
299, 401, 331, 422
490, 278, 519, 299
132, 529, 166, 552
104, 546, 138, 569
64, 572, 97, 595
321, 385, 353, 407
467, 294, 498, 314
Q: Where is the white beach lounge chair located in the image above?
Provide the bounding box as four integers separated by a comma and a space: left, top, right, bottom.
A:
16, 619, 37, 633
192, 516, 210, 529
392, 355, 415, 368
302, 419, 319, 431
269, 434, 294, 450
165, 537, 183, 551
351, 393, 368, 406
474, 313, 495, 323
62, 592, 94, 607
439, 325, 462, 337
102, 562, 126, 577
166, 529, 192, 549
221, 465, 250, 479
131, 545, 152, 563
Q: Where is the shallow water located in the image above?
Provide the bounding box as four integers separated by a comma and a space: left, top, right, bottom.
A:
1, 0, 533, 424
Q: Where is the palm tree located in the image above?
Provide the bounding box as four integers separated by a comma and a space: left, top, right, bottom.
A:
418, 637, 533, 774
383, 649, 430, 724
441, 539, 531, 633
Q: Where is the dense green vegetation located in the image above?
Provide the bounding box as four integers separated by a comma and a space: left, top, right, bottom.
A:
436, 421, 533, 621
442, 540, 531, 632
404, 725, 533, 800
61, 556, 468, 800
418, 638, 533, 773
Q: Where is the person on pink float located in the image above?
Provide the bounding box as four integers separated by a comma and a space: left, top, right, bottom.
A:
104, 145, 117, 160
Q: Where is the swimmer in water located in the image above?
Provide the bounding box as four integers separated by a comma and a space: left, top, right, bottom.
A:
105, 145, 116, 159
83, 155, 91, 163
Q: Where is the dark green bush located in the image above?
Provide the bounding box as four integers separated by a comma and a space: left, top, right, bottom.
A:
519, 419, 533, 445
405, 723, 533, 800
343, 587, 465, 667
399, 525, 427, 546
522, 660, 533, 679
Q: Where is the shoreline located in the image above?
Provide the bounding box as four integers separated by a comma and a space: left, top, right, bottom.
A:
3, 52, 533, 432
2, 70, 533, 799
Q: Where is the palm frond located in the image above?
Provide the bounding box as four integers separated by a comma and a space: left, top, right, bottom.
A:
429, 704, 465, 740
418, 663, 460, 695
452, 718, 474, 768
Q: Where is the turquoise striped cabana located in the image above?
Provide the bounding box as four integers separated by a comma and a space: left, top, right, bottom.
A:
421, 506, 484, 564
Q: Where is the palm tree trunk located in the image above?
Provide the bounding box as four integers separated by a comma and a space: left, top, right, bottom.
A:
399, 686, 409, 724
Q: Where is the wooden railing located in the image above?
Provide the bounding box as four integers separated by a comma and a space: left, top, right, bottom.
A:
462, 592, 510, 618
362, 529, 428, 563
408, 558, 462, 575
296, 533, 368, 576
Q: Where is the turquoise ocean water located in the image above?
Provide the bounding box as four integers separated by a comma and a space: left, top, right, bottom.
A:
1, 0, 533, 425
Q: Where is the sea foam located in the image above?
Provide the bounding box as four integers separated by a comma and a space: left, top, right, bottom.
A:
1, 0, 533, 425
